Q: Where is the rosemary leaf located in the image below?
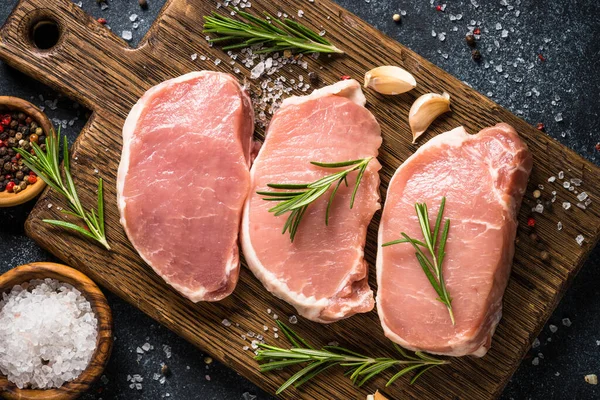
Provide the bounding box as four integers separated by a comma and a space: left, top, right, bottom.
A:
382, 197, 454, 324
255, 321, 448, 393
16, 128, 110, 250
259, 158, 373, 242
203, 7, 344, 55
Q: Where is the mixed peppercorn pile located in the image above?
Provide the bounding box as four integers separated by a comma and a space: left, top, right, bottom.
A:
0, 110, 45, 193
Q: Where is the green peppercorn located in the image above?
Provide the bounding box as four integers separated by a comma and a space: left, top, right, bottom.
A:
19, 181, 27, 190
13, 184, 21, 193
35, 127, 43, 135
30, 121, 38, 130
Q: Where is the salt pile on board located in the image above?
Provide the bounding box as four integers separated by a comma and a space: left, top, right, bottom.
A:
0, 279, 97, 389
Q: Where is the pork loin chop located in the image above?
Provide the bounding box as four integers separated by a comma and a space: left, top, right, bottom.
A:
117, 71, 253, 302
377, 123, 532, 356
241, 80, 381, 323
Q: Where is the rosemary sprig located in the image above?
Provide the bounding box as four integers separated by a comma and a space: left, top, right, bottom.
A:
382, 197, 454, 324
203, 7, 344, 54
255, 321, 448, 394
15, 128, 110, 251
257, 158, 372, 242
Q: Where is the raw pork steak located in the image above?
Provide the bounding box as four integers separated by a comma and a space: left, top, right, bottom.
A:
117, 71, 253, 302
377, 123, 532, 356
241, 80, 381, 323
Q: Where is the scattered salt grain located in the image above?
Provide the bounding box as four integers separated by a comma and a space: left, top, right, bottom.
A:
141, 342, 151, 352
562, 202, 571, 210
534, 204, 544, 213
532, 357, 539, 366
288, 315, 298, 324
563, 181, 570, 189
136, 347, 144, 354
0, 279, 98, 389
122, 30, 133, 41
562, 318, 572, 327
532, 338, 541, 348
205, 374, 211, 381
548, 176, 556, 183
555, 113, 563, 122
557, 222, 563, 231
577, 192, 588, 202
558, 171, 565, 179
221, 319, 232, 327
243, 392, 258, 400
272, 313, 279, 320
129, 14, 138, 22
190, 53, 197, 61
297, 10, 304, 18
163, 345, 172, 359
273, 333, 279, 339
549, 324, 558, 333
576, 235, 584, 246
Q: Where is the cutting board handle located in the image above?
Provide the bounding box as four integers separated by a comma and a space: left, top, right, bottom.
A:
0, 0, 144, 116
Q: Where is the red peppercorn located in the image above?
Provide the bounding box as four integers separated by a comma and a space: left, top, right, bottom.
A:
527, 217, 536, 227
97, 17, 107, 25
538, 54, 546, 62
340, 75, 351, 81
596, 143, 600, 151
15, 153, 21, 160
28, 175, 37, 184
0, 125, 4, 134
5, 174, 12, 180
436, 5, 442, 11
5, 181, 15, 193
536, 122, 545, 131
29, 171, 36, 176
1, 116, 10, 126
473, 28, 481, 35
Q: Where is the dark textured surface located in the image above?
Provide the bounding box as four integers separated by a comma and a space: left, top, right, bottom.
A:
0, 1, 598, 399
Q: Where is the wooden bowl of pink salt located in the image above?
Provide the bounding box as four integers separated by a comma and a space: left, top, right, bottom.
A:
0, 262, 113, 399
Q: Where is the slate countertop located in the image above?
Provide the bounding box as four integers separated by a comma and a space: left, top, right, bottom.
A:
0, 1, 598, 399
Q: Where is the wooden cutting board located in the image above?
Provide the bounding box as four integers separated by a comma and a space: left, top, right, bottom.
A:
1, 0, 599, 398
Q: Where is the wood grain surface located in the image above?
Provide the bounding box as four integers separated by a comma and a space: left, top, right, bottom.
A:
0, 0, 598, 399
0, 262, 113, 400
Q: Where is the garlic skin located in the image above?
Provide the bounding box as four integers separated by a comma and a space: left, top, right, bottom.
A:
364, 66, 417, 95
409, 92, 451, 143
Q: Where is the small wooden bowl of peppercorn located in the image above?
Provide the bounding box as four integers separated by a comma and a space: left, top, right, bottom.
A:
0, 96, 54, 207
0, 262, 113, 400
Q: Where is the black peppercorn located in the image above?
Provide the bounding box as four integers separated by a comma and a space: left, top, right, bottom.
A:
308, 71, 320, 85
17, 112, 25, 121
540, 251, 550, 261
8, 129, 16, 137
4, 162, 11, 172
471, 49, 481, 61
544, 200, 553, 212
529, 233, 538, 242
0, 182, 5, 191
38, 135, 46, 144
139, 0, 149, 9
15, 171, 24, 181
0, 147, 6, 156
7, 148, 14, 157
9, 120, 18, 129
0, 132, 7, 141
21, 127, 30, 135
22, 166, 30, 174
0, 175, 4, 182
40, 143, 47, 151
465, 34, 476, 47
7, 138, 16, 148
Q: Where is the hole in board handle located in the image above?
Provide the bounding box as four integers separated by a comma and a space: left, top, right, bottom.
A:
30, 20, 61, 50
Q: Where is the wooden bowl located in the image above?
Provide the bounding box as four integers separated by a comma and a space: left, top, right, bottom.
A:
0, 96, 54, 208
0, 262, 113, 400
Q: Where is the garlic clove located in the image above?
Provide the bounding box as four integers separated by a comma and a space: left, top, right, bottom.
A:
409, 92, 451, 143
364, 66, 417, 95
366, 390, 389, 400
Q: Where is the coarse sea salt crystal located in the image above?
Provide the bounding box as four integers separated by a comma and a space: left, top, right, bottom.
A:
576, 235, 584, 246
532, 338, 541, 348
562, 318, 572, 327
549, 324, 558, 333
548, 176, 556, 183
562, 202, 571, 210
122, 31, 133, 41
557, 221, 563, 231
0, 279, 97, 389
558, 171, 565, 179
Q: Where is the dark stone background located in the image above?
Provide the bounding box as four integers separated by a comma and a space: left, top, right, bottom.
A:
1, 1, 598, 399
